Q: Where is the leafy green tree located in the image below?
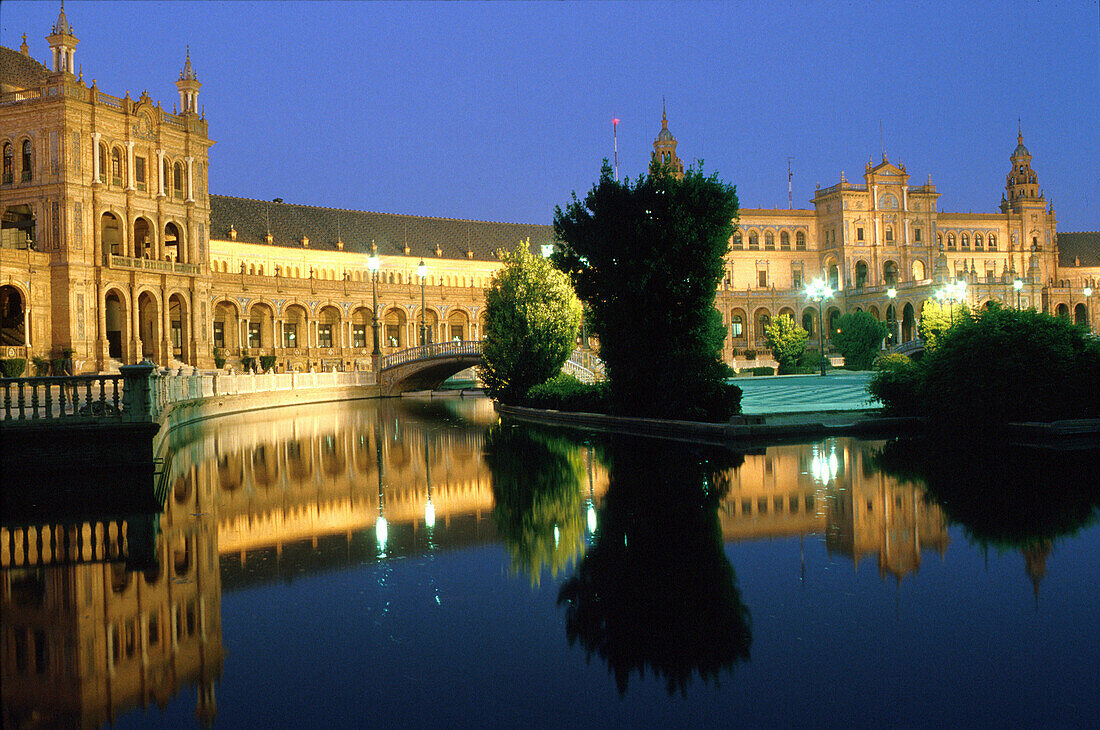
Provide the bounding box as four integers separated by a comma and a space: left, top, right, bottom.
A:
479, 243, 583, 403
763, 313, 808, 373
920, 304, 1100, 428
917, 299, 967, 351
553, 161, 741, 421
831, 311, 887, 370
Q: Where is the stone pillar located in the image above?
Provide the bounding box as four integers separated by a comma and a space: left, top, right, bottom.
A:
185, 157, 194, 202
120, 361, 156, 423
156, 149, 165, 197
91, 132, 102, 182
126, 141, 135, 190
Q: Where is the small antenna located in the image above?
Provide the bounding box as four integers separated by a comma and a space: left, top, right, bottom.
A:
612, 117, 620, 181
787, 156, 793, 210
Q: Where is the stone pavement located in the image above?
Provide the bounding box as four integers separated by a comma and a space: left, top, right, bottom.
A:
732, 371, 879, 415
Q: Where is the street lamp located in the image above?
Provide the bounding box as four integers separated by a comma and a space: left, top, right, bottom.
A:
1013, 278, 1024, 309
418, 259, 428, 346
887, 288, 897, 345
367, 251, 381, 357
806, 279, 833, 376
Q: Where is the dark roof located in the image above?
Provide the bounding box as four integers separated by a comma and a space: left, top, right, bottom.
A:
0, 45, 49, 91
209, 194, 551, 261
1058, 232, 1100, 268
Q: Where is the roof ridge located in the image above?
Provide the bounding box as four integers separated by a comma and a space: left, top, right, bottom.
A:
208, 193, 547, 227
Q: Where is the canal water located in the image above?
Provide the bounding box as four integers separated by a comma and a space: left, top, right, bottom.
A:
3, 397, 1098, 727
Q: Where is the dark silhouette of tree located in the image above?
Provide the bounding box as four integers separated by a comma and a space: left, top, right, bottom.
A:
558, 437, 751, 696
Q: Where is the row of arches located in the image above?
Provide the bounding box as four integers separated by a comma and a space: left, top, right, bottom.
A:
733, 229, 808, 251
940, 232, 999, 251
1, 139, 33, 184
95, 141, 200, 200
210, 260, 492, 288
212, 299, 484, 353
101, 211, 189, 262
821, 257, 927, 290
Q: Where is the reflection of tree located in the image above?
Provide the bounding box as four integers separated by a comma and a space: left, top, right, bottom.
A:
558, 437, 750, 696
875, 439, 1100, 547
486, 425, 586, 584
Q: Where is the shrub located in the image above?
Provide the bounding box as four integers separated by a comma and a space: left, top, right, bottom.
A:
763, 314, 808, 371
523, 373, 611, 413
743, 349, 757, 360
241, 356, 256, 372
32, 356, 51, 376
798, 350, 827, 371
750, 366, 775, 376
259, 355, 278, 372
213, 347, 227, 368
0, 358, 26, 378
51, 358, 66, 375
832, 312, 887, 370
867, 355, 922, 415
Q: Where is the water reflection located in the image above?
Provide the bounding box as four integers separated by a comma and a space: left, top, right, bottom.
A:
558, 437, 752, 696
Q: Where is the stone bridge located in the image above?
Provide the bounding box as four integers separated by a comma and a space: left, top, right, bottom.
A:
378, 340, 484, 395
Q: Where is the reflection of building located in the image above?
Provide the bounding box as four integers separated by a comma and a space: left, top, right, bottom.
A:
719, 438, 949, 581
1, 482, 222, 727
3, 6, 1096, 374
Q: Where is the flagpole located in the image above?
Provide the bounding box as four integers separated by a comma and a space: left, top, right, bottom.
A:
613, 117, 619, 180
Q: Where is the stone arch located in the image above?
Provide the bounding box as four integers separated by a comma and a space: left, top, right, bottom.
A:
167, 291, 190, 363
383, 307, 408, 349
447, 308, 471, 341
104, 287, 129, 360
801, 307, 816, 336
133, 216, 154, 259
247, 302, 275, 349
823, 256, 840, 290
1075, 303, 1088, 326
101, 211, 124, 256
317, 305, 342, 350
826, 306, 842, 337
912, 259, 926, 281
213, 299, 240, 352
0, 284, 27, 347
137, 289, 160, 361
753, 307, 772, 342
283, 303, 308, 350
902, 302, 916, 342
778, 306, 796, 322
730, 307, 747, 340
350, 306, 372, 350
414, 307, 441, 345
855, 260, 869, 288
868, 305, 880, 320
883, 260, 899, 287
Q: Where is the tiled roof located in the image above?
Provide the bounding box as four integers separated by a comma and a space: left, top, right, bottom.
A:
1057, 232, 1100, 268
0, 46, 49, 91
209, 194, 551, 262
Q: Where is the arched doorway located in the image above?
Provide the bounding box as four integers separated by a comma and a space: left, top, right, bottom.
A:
902, 303, 915, 342
855, 261, 869, 289
883, 260, 899, 287
317, 306, 341, 351
2, 205, 36, 249
912, 260, 926, 281
801, 308, 816, 337
105, 289, 128, 360
137, 291, 159, 361
384, 308, 407, 349
213, 301, 240, 352
134, 217, 153, 259
283, 304, 308, 350
350, 307, 372, 350
417, 308, 439, 345
753, 308, 771, 345
1056, 303, 1070, 319
1075, 303, 1088, 327
164, 222, 183, 262
101, 212, 123, 256
248, 303, 274, 350
168, 293, 189, 363
826, 307, 842, 338
827, 261, 840, 290
447, 309, 470, 342
0, 285, 26, 346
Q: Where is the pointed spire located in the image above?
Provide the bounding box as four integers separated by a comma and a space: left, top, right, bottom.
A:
180, 45, 197, 81
20, 33, 29, 56
53, 0, 74, 36
662, 96, 667, 128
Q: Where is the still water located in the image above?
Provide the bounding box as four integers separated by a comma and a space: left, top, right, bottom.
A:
3, 397, 1098, 728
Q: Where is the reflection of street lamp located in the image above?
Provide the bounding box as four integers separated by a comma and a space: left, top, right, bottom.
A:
418, 260, 428, 346
368, 249, 381, 357
376, 414, 387, 557
1013, 278, 1024, 309
806, 279, 832, 376
424, 437, 435, 530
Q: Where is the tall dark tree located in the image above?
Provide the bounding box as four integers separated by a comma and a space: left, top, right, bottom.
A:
553, 162, 741, 421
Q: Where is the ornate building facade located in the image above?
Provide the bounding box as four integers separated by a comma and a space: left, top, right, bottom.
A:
1, 5, 1097, 374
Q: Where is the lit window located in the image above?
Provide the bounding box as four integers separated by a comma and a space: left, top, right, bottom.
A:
318, 324, 333, 348
758, 270, 768, 288
857, 227, 864, 241
353, 325, 366, 348
248, 322, 261, 348
283, 323, 297, 348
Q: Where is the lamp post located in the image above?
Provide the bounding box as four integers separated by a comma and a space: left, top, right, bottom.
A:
887, 288, 898, 345
368, 252, 381, 357
806, 279, 832, 376
418, 259, 428, 347
1013, 278, 1024, 309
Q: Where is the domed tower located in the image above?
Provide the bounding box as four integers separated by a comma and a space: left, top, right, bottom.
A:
651, 100, 684, 179
45, 1, 79, 75
1001, 124, 1044, 213
176, 45, 202, 115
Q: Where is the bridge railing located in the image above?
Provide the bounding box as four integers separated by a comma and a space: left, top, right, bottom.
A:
0, 374, 125, 422
381, 340, 482, 369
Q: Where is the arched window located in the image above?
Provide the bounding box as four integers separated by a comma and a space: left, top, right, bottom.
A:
780, 231, 790, 250
111, 147, 123, 185
961, 233, 970, 250
748, 232, 759, 250
855, 261, 869, 288
796, 231, 806, 250
802, 310, 814, 335
21, 140, 32, 182
755, 311, 771, 340
883, 261, 899, 287
912, 260, 925, 280
99, 143, 108, 183
173, 163, 183, 199
730, 314, 743, 338
947, 233, 956, 250
988, 234, 997, 250
975, 233, 983, 250
732, 232, 743, 250
2, 142, 12, 184
162, 158, 171, 195
765, 232, 775, 250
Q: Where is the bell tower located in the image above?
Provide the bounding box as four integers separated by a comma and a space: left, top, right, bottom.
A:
45, 1, 79, 75
651, 100, 684, 179
1001, 123, 1044, 214
176, 46, 202, 115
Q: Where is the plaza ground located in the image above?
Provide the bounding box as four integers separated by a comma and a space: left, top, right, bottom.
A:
734, 371, 878, 416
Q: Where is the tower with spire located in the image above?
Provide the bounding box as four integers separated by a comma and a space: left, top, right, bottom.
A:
176, 46, 202, 114
651, 100, 684, 179
1001, 123, 1044, 214
46, 1, 78, 74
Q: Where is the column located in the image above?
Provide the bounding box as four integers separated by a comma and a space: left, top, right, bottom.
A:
156, 149, 166, 197
185, 157, 194, 202
24, 302, 32, 347
91, 132, 101, 182
131, 285, 141, 362
161, 286, 170, 364
126, 141, 135, 190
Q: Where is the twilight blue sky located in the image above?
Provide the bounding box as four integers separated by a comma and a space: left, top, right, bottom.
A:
3, 1, 1098, 230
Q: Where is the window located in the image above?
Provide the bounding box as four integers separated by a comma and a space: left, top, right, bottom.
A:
318, 324, 333, 348
914, 227, 922, 243
21, 140, 32, 181
171, 320, 182, 355
796, 231, 806, 250
111, 148, 123, 185
857, 227, 864, 241
353, 324, 366, 348
2, 142, 12, 184
386, 325, 400, 347
961, 233, 970, 250
731, 315, 743, 337
885, 226, 894, 242
975, 234, 983, 250
855, 261, 868, 288
732, 232, 742, 250
213, 321, 225, 349
947, 233, 956, 250
135, 157, 146, 190
758, 270, 768, 288
99, 143, 107, 183
173, 163, 183, 199
748, 232, 759, 250
765, 232, 775, 250
985, 265, 995, 280
162, 158, 170, 195
802, 311, 814, 334
248, 322, 261, 348
780, 231, 790, 250
792, 269, 803, 288
283, 323, 297, 348
989, 234, 997, 250
756, 314, 770, 339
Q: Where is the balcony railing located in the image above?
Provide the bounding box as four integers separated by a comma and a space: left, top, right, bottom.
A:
106, 252, 201, 276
